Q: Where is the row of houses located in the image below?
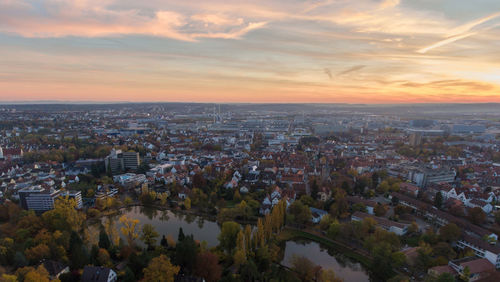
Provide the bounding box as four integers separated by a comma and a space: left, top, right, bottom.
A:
392, 192, 500, 268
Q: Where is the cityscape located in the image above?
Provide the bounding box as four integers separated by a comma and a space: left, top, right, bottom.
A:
0, 103, 498, 281
1, 0, 500, 282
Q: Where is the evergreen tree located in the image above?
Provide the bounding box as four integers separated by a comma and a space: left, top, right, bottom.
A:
161, 235, 168, 248
178, 227, 185, 242
98, 229, 111, 250
434, 192, 443, 209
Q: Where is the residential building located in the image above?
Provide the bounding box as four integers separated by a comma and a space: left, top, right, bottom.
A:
81, 266, 117, 282
60, 190, 83, 209
18, 185, 61, 212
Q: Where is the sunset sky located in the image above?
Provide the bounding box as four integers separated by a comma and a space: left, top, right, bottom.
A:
1, 0, 500, 103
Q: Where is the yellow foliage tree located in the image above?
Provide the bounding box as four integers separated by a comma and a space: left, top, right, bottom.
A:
143, 255, 180, 282
184, 198, 191, 210
119, 215, 139, 247
42, 196, 85, 232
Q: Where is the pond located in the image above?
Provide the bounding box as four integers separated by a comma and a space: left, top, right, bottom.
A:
282, 240, 370, 282
98, 206, 371, 281
98, 206, 221, 246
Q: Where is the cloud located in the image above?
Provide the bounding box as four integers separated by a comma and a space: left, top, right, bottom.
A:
417, 32, 477, 54
417, 11, 500, 53
324, 68, 332, 79
337, 65, 365, 76
379, 0, 400, 9
400, 79, 494, 91
0, 0, 267, 41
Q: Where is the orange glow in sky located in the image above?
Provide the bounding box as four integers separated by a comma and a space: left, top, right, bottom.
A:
1, 0, 500, 103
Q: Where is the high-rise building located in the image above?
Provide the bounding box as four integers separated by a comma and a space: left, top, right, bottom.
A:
18, 185, 61, 212
409, 132, 422, 147
105, 149, 140, 174
122, 151, 140, 170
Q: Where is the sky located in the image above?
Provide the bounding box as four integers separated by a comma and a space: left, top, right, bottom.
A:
0, 0, 500, 103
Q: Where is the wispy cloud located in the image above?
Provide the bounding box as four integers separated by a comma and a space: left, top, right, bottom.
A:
324, 68, 332, 79
417, 11, 500, 53
337, 65, 365, 76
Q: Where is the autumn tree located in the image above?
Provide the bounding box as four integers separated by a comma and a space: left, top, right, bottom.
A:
194, 252, 222, 282
42, 196, 85, 232
330, 189, 349, 218
290, 255, 320, 281
288, 200, 311, 225
143, 255, 180, 282
184, 197, 191, 210
97, 248, 112, 267
234, 230, 247, 266
24, 244, 50, 263
16, 265, 50, 282
140, 224, 159, 250
119, 215, 139, 247
439, 223, 461, 242
218, 221, 241, 254
468, 207, 486, 225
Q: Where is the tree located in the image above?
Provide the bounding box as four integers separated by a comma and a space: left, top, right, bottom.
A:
436, 272, 455, 282
218, 221, 241, 254
290, 255, 318, 281
99, 229, 111, 250
143, 255, 180, 282
25, 244, 50, 263
439, 223, 461, 242
160, 235, 168, 248
175, 235, 197, 272
97, 248, 112, 267
319, 269, 342, 282
374, 204, 387, 217
310, 179, 319, 200
18, 265, 50, 282
140, 224, 159, 250
468, 207, 486, 225
42, 196, 85, 232
69, 231, 89, 270
195, 252, 222, 282
288, 201, 311, 225
119, 215, 139, 247
377, 181, 390, 194
416, 242, 433, 272
178, 227, 185, 242
371, 242, 396, 280
184, 197, 191, 210
459, 265, 470, 282
434, 192, 443, 209
330, 190, 349, 218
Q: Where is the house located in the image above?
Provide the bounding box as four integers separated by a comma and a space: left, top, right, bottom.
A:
457, 234, 500, 268
239, 186, 249, 194
317, 186, 332, 202
448, 257, 496, 281
467, 199, 493, 214
310, 207, 328, 224
81, 266, 117, 282
346, 196, 377, 215
351, 211, 408, 235
178, 187, 190, 200
41, 260, 69, 279
399, 182, 419, 197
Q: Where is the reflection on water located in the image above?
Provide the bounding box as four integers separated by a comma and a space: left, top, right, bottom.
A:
282, 240, 370, 282
102, 206, 221, 246
98, 207, 371, 281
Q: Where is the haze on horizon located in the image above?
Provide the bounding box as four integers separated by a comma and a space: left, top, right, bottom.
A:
1, 0, 500, 103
